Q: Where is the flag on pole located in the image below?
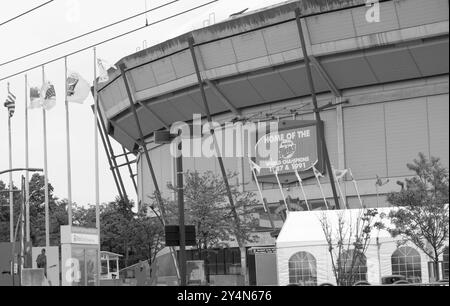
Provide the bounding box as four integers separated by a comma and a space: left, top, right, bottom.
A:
312, 164, 324, 178
332, 166, 348, 209
29, 81, 56, 110
375, 175, 389, 187
29, 86, 42, 109
248, 159, 268, 213
349, 168, 364, 208
249, 159, 262, 174
4, 83, 16, 118
295, 170, 310, 211
97, 58, 115, 83
312, 163, 329, 210
333, 168, 348, 181
66, 71, 90, 104
41, 81, 56, 110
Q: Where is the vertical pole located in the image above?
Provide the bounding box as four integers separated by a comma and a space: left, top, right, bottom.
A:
24, 75, 30, 243
176, 138, 186, 286
295, 8, 341, 210
275, 172, 289, 212
295, 170, 310, 211
19, 175, 25, 286
93, 48, 101, 287
65, 57, 73, 226
8, 115, 13, 243
42, 66, 50, 247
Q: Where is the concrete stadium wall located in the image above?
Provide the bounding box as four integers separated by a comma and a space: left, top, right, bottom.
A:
136, 75, 449, 209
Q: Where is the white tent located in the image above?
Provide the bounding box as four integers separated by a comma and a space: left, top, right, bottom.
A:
276, 208, 434, 286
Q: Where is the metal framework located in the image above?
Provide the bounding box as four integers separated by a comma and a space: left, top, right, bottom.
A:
295, 8, 341, 210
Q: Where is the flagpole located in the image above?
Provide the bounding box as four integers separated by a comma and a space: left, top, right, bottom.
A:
7, 85, 14, 242
313, 166, 329, 210
349, 168, 364, 208
24, 75, 30, 243
295, 170, 310, 211
42, 66, 50, 248
249, 160, 267, 213
332, 166, 348, 209
275, 171, 289, 212
93, 48, 101, 287
64, 57, 73, 226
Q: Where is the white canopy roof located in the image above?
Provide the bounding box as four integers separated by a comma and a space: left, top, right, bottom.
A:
276, 208, 393, 248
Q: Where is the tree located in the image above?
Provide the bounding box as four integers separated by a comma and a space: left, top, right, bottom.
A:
386, 153, 449, 281
74, 197, 165, 268
163, 170, 258, 284
0, 174, 68, 246
319, 209, 380, 286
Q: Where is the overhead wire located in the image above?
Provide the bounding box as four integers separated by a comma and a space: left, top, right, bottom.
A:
0, 0, 54, 27
0, 0, 219, 82
0, 0, 179, 67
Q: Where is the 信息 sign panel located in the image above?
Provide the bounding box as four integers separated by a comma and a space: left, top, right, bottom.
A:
254, 120, 324, 184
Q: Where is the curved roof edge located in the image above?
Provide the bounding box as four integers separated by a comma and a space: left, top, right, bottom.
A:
100, 0, 367, 90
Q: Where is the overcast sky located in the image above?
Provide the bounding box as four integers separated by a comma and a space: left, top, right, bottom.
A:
0, 0, 286, 208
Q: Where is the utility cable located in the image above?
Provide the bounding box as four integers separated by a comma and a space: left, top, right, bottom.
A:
0, 0, 179, 68
0, 0, 54, 27
0, 0, 219, 82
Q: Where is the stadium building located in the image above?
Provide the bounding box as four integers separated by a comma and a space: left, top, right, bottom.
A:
96, 0, 449, 285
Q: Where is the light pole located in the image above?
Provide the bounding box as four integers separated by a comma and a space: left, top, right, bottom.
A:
155, 130, 186, 286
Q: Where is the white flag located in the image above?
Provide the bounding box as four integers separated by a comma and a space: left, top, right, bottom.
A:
97, 58, 115, 83
249, 159, 262, 174
67, 71, 90, 104
333, 168, 348, 181
313, 165, 324, 178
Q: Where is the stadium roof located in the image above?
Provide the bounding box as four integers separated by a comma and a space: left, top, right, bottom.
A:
97, 0, 449, 151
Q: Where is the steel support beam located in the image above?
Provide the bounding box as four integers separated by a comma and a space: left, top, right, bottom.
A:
95, 105, 128, 202
96, 112, 125, 202
295, 8, 342, 210
137, 100, 170, 129
123, 147, 138, 193
119, 63, 168, 216
189, 37, 245, 254
310, 56, 342, 98
205, 79, 242, 116
118, 64, 182, 283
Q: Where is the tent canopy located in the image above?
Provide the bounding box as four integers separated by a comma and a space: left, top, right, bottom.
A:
276, 208, 393, 248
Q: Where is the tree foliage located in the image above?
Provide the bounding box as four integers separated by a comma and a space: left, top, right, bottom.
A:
151, 170, 259, 283
0, 173, 68, 246
1, 174, 164, 269
319, 209, 380, 286
386, 153, 449, 265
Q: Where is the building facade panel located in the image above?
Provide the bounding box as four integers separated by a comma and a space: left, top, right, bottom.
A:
385, 97, 430, 177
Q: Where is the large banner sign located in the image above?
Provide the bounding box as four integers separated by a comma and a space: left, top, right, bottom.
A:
254, 120, 324, 184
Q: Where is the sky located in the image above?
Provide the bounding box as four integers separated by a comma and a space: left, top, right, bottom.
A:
0, 0, 287, 208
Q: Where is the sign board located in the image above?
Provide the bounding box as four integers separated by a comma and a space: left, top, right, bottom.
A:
254, 120, 324, 184
71, 233, 99, 245
61, 225, 99, 245
248, 247, 276, 255
186, 260, 206, 285
165, 225, 196, 247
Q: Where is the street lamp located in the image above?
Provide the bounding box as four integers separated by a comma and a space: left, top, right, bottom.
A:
154, 130, 187, 286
